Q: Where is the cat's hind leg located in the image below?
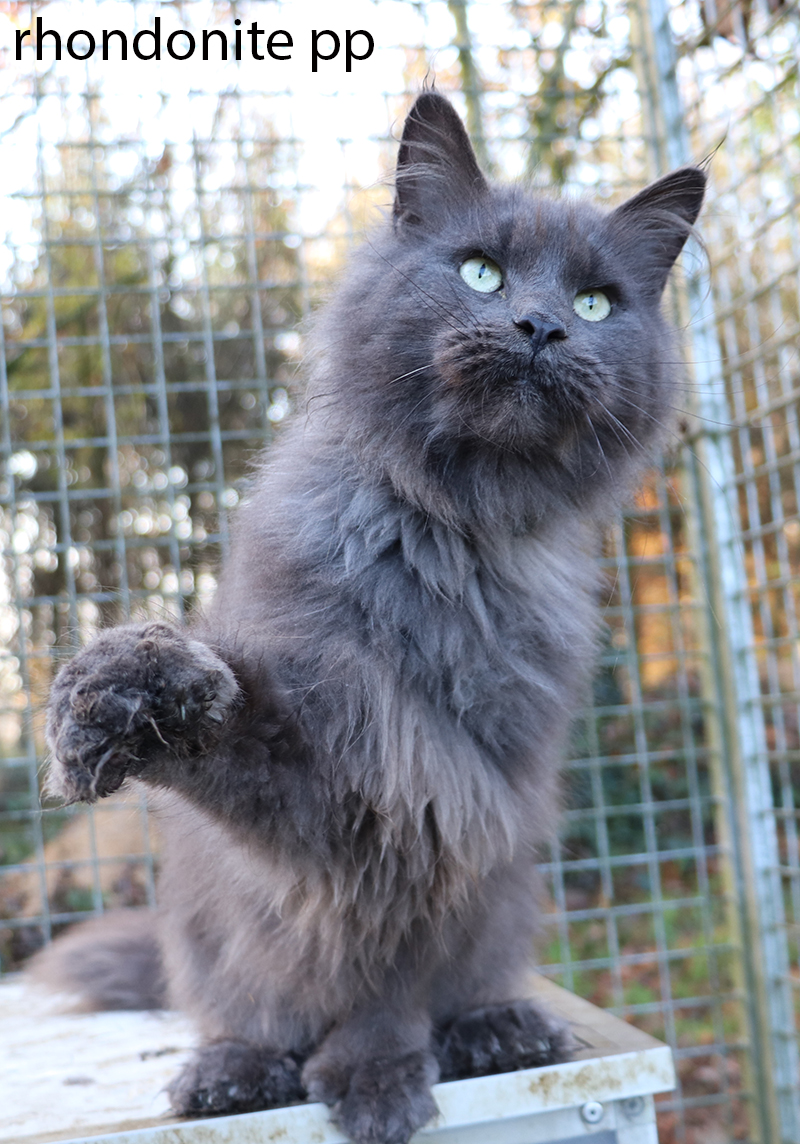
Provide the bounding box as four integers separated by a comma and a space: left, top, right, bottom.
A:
167, 1040, 306, 1117
434, 999, 572, 1081
430, 857, 573, 1081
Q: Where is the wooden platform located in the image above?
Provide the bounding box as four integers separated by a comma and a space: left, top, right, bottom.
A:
1, 976, 673, 1144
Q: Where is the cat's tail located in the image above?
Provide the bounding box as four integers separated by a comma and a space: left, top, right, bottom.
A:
28, 908, 167, 1011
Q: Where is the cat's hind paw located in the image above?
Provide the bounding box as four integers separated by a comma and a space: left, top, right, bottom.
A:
435, 999, 572, 1081
167, 1041, 306, 1116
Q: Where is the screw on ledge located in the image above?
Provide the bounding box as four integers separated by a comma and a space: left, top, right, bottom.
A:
622, 1096, 646, 1119
580, 1100, 604, 1123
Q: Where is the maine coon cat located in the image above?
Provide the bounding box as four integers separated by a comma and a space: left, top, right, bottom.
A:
37, 92, 705, 1144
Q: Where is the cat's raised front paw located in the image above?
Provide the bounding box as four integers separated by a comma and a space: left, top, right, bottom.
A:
47, 622, 239, 803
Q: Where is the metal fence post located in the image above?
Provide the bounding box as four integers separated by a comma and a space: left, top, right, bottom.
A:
632, 0, 800, 1139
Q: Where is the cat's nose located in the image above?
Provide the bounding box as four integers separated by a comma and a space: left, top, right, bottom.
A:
514, 315, 567, 357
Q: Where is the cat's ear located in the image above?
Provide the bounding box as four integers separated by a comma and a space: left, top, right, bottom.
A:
394, 92, 489, 229
610, 167, 707, 293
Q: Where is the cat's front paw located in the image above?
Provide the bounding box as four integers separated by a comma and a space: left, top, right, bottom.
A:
303, 1050, 439, 1144
47, 623, 239, 803
435, 1000, 572, 1081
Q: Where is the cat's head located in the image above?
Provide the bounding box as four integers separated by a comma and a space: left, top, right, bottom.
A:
315, 92, 705, 529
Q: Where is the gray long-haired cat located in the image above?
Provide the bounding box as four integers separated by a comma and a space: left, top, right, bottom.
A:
36, 93, 704, 1144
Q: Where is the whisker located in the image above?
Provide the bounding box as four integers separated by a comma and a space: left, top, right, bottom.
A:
382, 391, 434, 445
613, 381, 736, 431
595, 400, 649, 463
362, 236, 474, 336
584, 411, 615, 483
387, 363, 437, 385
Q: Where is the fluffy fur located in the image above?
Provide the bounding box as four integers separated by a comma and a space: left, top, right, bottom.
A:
35, 93, 705, 1144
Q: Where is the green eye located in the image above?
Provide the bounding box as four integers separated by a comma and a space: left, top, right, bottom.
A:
574, 290, 611, 321
459, 256, 503, 293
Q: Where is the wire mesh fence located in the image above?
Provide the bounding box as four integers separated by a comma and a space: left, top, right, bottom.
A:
0, 2, 798, 1142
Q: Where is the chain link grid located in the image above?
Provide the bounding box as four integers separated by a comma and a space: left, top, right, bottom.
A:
661, 0, 800, 1135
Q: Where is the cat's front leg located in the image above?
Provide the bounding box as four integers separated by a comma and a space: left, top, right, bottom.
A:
46, 622, 239, 803
302, 1009, 439, 1144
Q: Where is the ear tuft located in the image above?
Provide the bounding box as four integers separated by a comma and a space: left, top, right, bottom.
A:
394, 93, 489, 229
616, 166, 706, 227
611, 166, 707, 293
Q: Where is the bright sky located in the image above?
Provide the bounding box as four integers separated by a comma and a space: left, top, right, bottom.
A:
0, 2, 469, 255
0, 0, 646, 283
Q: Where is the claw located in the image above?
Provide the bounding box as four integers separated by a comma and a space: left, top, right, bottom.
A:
123, 695, 144, 734
146, 714, 170, 746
